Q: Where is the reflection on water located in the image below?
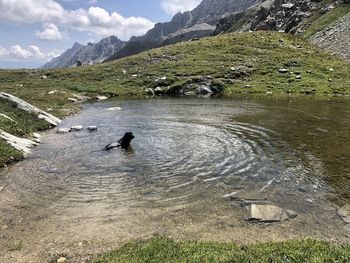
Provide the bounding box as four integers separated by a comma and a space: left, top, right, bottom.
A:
0, 96, 349, 261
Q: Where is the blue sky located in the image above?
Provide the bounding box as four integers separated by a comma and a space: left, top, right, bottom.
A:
0, 0, 201, 68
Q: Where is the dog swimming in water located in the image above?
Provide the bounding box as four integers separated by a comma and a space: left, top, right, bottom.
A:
105, 132, 135, 150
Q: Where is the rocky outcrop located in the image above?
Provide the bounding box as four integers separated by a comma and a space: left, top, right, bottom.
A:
106, 0, 262, 61
42, 36, 125, 69
215, 0, 349, 35
215, 0, 320, 34
310, 13, 350, 60
0, 130, 38, 157
0, 92, 61, 126
145, 76, 224, 97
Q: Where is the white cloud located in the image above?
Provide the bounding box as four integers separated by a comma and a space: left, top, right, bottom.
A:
0, 0, 155, 40
0, 45, 61, 61
161, 0, 201, 15
36, 23, 64, 41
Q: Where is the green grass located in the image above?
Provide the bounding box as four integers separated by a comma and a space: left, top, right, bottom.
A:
0, 31, 349, 167
302, 4, 350, 39
91, 237, 350, 263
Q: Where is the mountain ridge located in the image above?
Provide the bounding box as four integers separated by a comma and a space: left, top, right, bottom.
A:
41, 36, 125, 69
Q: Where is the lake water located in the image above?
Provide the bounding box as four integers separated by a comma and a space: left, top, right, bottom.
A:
0, 96, 349, 262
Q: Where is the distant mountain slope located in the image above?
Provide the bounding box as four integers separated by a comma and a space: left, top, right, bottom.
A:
105, 0, 262, 61
42, 36, 125, 69
213, 0, 350, 58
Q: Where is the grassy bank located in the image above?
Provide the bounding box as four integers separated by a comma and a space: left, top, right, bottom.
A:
0, 31, 349, 167
90, 237, 350, 263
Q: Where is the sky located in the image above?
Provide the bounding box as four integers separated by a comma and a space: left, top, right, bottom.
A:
0, 0, 202, 68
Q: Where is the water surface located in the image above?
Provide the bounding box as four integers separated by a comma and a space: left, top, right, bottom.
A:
0, 96, 349, 262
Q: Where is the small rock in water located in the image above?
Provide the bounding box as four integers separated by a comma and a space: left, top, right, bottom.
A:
70, 126, 83, 132
57, 257, 67, 263
295, 75, 302, 79
57, 128, 71, 134
243, 204, 297, 223
106, 107, 122, 111
337, 206, 350, 224
87, 126, 98, 131
33, 133, 41, 139
96, 96, 108, 100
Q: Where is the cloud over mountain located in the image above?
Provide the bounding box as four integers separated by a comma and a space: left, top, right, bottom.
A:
0, 0, 155, 40
0, 45, 61, 61
161, 0, 201, 15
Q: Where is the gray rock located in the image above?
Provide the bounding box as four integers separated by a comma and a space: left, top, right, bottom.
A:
338, 206, 350, 224
0, 92, 61, 126
57, 128, 71, 134
243, 204, 297, 222
196, 85, 213, 95
87, 126, 98, 131
106, 107, 122, 111
70, 125, 83, 131
145, 88, 155, 96
57, 257, 67, 263
154, 87, 164, 95
0, 130, 38, 157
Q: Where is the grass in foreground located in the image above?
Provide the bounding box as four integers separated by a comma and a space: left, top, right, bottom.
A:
91, 237, 350, 263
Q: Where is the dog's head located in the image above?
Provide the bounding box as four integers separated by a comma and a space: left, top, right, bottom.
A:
123, 132, 135, 143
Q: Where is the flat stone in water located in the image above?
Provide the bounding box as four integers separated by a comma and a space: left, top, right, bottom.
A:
106, 107, 122, 111
243, 204, 296, 222
338, 206, 350, 224
87, 126, 98, 131
57, 128, 71, 134
71, 126, 83, 131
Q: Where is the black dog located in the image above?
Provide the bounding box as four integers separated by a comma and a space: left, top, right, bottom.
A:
105, 132, 135, 150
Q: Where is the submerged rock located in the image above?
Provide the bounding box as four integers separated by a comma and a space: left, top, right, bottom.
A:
106, 107, 122, 111
338, 206, 350, 224
57, 128, 71, 134
243, 203, 297, 223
